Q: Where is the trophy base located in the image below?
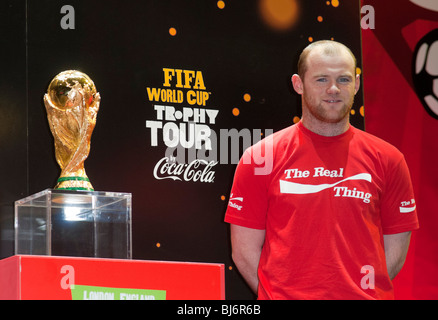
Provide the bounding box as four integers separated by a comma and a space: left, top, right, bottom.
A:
14, 189, 132, 259
55, 176, 94, 191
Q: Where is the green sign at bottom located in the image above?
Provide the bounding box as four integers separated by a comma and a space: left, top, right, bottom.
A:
71, 285, 167, 300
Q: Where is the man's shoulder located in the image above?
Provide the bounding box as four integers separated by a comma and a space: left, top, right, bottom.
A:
351, 126, 405, 160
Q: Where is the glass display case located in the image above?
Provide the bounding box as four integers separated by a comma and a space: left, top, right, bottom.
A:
15, 189, 132, 259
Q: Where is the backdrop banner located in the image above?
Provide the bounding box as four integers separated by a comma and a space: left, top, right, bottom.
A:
361, 0, 438, 299
1, 0, 364, 299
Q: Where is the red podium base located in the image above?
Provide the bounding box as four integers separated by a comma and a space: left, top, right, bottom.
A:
0, 255, 225, 300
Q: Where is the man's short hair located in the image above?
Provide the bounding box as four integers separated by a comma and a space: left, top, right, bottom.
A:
297, 40, 357, 79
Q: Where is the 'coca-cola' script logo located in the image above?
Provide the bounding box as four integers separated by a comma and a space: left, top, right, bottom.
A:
153, 157, 217, 183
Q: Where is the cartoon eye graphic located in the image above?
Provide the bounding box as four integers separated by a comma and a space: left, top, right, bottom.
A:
412, 29, 438, 119
409, 0, 438, 12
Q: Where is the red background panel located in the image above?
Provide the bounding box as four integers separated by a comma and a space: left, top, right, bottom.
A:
0, 255, 225, 300
361, 0, 438, 299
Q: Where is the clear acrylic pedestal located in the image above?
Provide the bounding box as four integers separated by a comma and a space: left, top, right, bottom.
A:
14, 189, 132, 259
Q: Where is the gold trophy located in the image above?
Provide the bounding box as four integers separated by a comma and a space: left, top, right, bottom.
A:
44, 70, 100, 191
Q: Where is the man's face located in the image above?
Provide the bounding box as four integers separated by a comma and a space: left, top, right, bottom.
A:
295, 48, 360, 124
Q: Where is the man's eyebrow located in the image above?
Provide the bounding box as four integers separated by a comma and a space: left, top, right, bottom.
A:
339, 74, 354, 78
312, 73, 354, 79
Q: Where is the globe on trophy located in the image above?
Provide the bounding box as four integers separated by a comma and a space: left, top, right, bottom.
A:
44, 70, 100, 191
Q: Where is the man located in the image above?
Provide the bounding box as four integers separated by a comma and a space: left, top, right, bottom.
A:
224, 40, 419, 299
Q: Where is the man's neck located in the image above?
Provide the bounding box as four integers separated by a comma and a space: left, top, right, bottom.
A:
300, 114, 350, 137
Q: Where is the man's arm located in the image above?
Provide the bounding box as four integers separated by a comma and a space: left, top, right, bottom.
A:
230, 224, 266, 294
383, 231, 412, 280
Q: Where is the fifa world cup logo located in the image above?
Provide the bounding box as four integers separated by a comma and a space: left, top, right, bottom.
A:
44, 70, 100, 191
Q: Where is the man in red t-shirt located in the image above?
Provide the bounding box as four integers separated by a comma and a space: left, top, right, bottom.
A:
224, 40, 419, 299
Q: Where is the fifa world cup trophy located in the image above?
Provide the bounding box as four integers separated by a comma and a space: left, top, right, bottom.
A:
44, 70, 100, 191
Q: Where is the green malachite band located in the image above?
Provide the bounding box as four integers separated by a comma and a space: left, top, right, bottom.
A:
57, 187, 94, 191
57, 176, 90, 183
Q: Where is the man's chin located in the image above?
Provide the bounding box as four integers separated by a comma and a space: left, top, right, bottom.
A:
315, 108, 351, 124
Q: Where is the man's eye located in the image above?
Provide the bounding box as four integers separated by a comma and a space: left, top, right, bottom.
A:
316, 78, 327, 82
339, 77, 352, 83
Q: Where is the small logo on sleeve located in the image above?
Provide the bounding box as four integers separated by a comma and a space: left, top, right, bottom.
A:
228, 193, 243, 211
400, 199, 416, 213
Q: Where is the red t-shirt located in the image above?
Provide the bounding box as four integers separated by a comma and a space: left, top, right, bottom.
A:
224, 121, 419, 300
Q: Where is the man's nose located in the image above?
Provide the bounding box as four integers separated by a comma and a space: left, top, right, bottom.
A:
327, 82, 341, 94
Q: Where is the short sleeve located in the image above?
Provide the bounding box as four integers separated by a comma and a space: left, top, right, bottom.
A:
380, 155, 419, 234
224, 147, 269, 230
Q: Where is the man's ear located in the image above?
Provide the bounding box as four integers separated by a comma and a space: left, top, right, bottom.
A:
292, 74, 303, 94
354, 73, 361, 95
